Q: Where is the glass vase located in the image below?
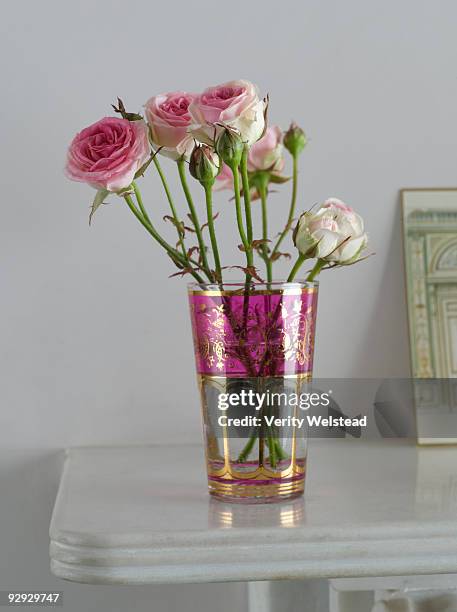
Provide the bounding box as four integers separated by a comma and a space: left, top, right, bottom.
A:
188, 281, 318, 503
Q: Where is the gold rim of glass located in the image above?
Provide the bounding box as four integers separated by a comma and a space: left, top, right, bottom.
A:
188, 280, 318, 297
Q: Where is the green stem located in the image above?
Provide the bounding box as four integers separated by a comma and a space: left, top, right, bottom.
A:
203, 182, 222, 282
265, 401, 277, 468
237, 433, 257, 463
124, 193, 204, 283
306, 258, 325, 282
287, 253, 306, 282
131, 187, 203, 276
237, 425, 287, 464
257, 176, 272, 282
271, 153, 298, 257
267, 430, 277, 468
240, 145, 254, 248
230, 164, 251, 270
274, 438, 287, 461
153, 156, 186, 258
176, 160, 213, 282
132, 181, 151, 225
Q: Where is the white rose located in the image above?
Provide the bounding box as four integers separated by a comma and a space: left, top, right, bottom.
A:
294, 198, 368, 264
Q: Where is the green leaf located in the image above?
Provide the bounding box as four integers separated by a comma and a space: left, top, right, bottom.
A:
221, 265, 264, 283
111, 98, 143, 122
134, 156, 153, 180
269, 174, 292, 184
163, 215, 186, 237
134, 148, 162, 180
89, 189, 109, 225
270, 251, 291, 261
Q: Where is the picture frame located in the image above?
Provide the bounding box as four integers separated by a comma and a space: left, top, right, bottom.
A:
402, 188, 457, 444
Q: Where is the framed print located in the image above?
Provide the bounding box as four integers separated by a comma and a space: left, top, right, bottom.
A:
402, 189, 457, 444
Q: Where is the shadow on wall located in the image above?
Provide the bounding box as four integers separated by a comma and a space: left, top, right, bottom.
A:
352, 194, 411, 377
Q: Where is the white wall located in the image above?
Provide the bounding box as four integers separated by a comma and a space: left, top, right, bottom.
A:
1, 0, 457, 609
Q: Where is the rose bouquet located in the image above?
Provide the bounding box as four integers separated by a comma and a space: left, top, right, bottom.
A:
66, 80, 369, 502
66, 80, 367, 283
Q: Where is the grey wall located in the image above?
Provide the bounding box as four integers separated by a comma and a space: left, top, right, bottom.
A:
1, 0, 456, 610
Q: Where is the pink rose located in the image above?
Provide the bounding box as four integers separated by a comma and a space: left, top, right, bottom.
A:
144, 91, 196, 160
247, 126, 284, 173
189, 80, 265, 146
322, 197, 353, 213
65, 117, 150, 192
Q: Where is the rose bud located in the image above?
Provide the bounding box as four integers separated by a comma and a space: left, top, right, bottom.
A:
215, 127, 244, 168
189, 144, 220, 186
294, 198, 367, 264
283, 122, 307, 157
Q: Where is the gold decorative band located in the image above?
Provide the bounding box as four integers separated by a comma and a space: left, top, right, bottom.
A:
189, 287, 318, 297
207, 462, 306, 479
197, 372, 312, 382
208, 479, 304, 499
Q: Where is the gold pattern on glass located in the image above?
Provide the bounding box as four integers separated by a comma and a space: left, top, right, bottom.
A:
195, 298, 315, 373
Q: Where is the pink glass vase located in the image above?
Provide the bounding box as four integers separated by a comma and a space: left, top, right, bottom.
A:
188, 281, 318, 503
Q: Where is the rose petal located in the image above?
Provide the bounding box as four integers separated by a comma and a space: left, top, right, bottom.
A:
313, 229, 339, 258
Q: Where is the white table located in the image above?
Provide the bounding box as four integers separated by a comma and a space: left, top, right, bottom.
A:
49, 440, 457, 609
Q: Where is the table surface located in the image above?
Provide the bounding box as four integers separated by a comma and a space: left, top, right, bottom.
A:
49, 440, 457, 584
